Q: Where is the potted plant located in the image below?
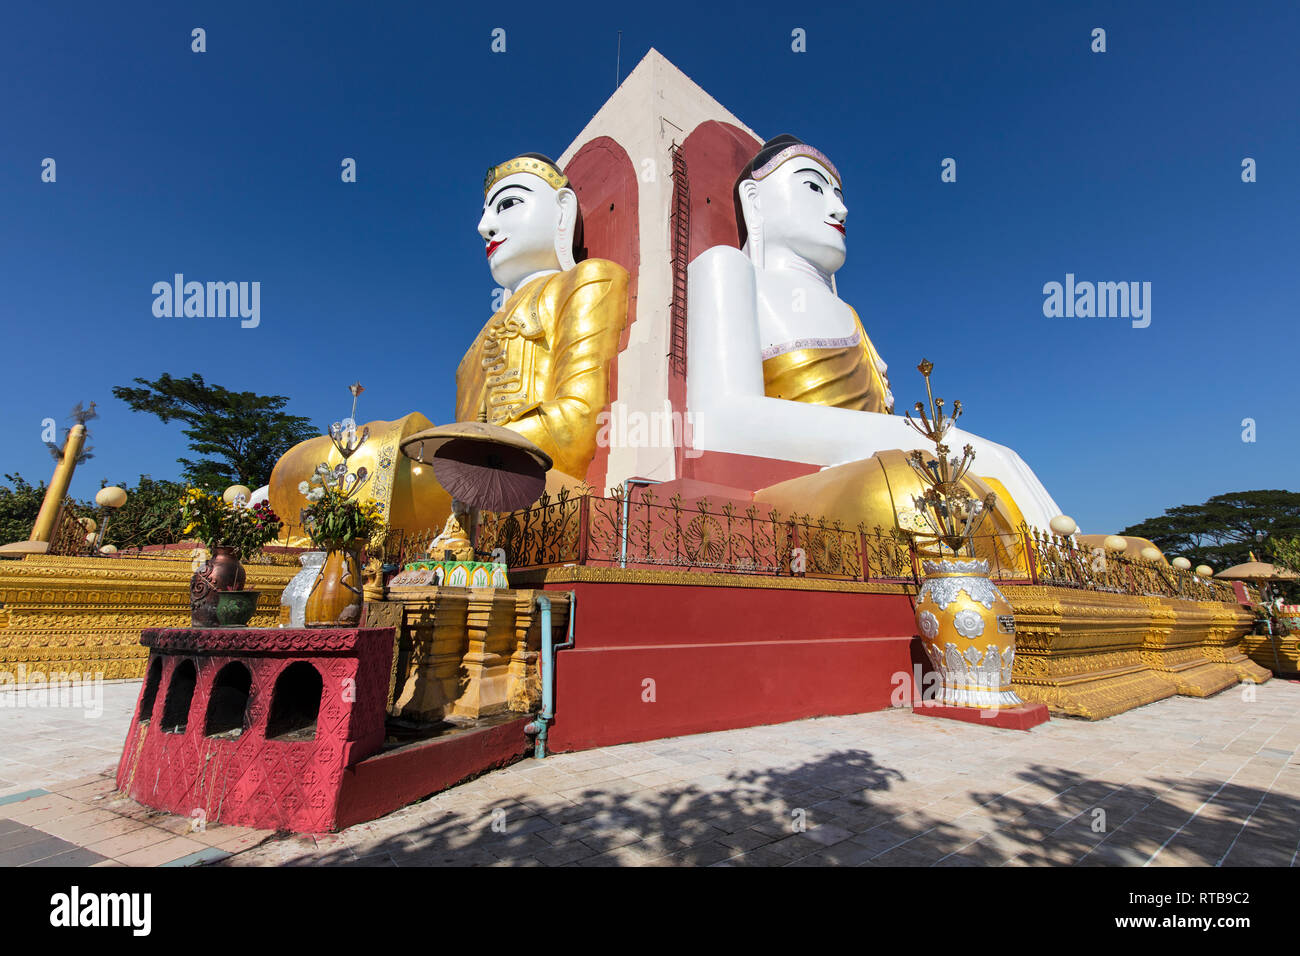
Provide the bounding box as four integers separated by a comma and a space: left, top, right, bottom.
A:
181, 488, 283, 627
299, 422, 384, 627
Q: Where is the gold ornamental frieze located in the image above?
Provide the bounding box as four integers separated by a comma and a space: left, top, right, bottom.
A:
998, 585, 1260, 720
0, 554, 296, 679
1141, 597, 1246, 697
1200, 600, 1271, 683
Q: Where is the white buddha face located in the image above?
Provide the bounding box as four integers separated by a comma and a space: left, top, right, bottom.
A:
478, 172, 566, 292
749, 160, 847, 274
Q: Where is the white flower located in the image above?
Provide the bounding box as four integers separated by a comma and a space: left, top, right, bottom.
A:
306, 488, 325, 503
953, 609, 985, 638
918, 610, 940, 639
298, 481, 310, 494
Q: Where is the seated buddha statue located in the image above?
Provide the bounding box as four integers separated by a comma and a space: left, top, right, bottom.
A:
686, 135, 1064, 541
428, 500, 475, 562
456, 153, 629, 485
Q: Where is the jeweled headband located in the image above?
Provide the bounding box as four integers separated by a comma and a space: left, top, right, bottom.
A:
750, 144, 841, 186
483, 154, 568, 196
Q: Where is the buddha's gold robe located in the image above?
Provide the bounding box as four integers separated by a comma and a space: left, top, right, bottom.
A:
761, 307, 893, 413
456, 259, 629, 482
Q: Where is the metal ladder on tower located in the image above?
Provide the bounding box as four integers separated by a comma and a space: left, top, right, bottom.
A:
668, 141, 690, 377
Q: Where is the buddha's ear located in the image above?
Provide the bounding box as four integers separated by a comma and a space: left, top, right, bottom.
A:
554, 187, 579, 271
737, 178, 763, 268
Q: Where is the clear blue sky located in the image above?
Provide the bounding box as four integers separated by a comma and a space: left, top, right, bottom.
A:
2, 0, 1296, 534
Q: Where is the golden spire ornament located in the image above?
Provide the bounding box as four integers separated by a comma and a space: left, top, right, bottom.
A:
348, 382, 365, 425
902, 360, 996, 557
901, 359, 1030, 715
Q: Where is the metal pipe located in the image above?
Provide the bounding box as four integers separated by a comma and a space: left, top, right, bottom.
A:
93, 510, 109, 552
619, 477, 661, 569
523, 591, 576, 759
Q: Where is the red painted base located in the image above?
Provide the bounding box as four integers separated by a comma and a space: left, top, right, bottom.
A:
335, 716, 530, 830
540, 577, 921, 752
911, 701, 1050, 731
117, 627, 535, 833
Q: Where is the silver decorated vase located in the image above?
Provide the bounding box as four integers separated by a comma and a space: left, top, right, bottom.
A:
915, 557, 1022, 708
280, 551, 326, 628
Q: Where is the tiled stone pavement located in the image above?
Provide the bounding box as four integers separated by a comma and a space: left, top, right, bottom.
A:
0, 680, 269, 866
228, 679, 1300, 868
0, 680, 141, 800
0, 774, 271, 867
3, 675, 1299, 867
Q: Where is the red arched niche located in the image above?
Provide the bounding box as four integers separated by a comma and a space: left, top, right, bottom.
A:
566, 136, 639, 277
564, 137, 639, 491
680, 121, 761, 256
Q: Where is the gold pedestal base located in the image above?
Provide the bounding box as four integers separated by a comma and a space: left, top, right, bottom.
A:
381, 585, 569, 723
1241, 633, 1299, 677
1004, 586, 1257, 720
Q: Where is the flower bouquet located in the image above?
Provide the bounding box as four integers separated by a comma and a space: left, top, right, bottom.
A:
299, 419, 384, 627
180, 488, 283, 627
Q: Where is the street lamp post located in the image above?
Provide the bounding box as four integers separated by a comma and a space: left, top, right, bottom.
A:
93, 486, 127, 552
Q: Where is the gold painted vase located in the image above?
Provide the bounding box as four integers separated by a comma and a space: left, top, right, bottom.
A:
304, 541, 364, 628
915, 558, 1022, 708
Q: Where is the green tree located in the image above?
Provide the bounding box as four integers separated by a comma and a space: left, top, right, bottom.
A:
1265, 536, 1300, 604
1274, 536, 1300, 575
112, 373, 319, 489
1121, 490, 1300, 571
0, 473, 47, 544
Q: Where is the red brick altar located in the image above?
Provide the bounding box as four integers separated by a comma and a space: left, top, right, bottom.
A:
116, 627, 393, 833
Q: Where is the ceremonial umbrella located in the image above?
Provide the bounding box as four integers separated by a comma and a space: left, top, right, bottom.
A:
1215, 553, 1300, 606
400, 422, 553, 512
1214, 553, 1300, 586
1217, 553, 1300, 670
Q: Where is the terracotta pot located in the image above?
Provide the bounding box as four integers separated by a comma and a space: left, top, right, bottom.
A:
190, 545, 247, 627
304, 542, 364, 628
915, 557, 1022, 709
214, 590, 260, 627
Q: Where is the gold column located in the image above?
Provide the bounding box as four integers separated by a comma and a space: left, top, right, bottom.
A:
450, 587, 518, 719
30, 424, 85, 543
392, 590, 469, 722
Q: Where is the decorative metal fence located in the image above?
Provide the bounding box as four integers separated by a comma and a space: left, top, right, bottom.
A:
357, 488, 1242, 604
474, 486, 913, 582
1024, 527, 1239, 602
475, 491, 1241, 602
47, 498, 92, 556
